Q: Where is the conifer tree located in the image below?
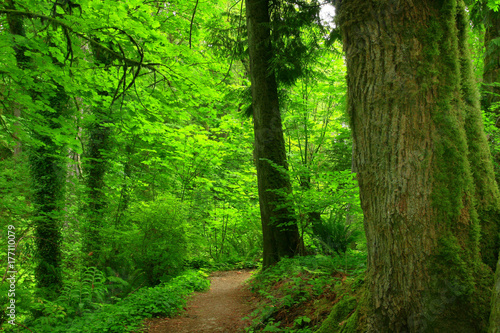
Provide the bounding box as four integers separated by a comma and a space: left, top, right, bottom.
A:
245, 0, 302, 267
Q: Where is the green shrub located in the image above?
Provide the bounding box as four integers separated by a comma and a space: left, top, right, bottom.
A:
106, 194, 189, 286
313, 210, 361, 256
56, 267, 107, 316
20, 269, 209, 333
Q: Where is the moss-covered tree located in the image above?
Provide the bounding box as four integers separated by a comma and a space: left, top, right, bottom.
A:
82, 43, 113, 267
5, 0, 68, 294
332, 0, 499, 331
30, 84, 68, 294
245, 0, 302, 267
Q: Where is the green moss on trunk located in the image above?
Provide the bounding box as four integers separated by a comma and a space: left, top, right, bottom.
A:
30, 83, 68, 294
316, 296, 357, 333
336, 0, 495, 331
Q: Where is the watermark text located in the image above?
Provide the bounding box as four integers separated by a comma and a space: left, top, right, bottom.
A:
7, 225, 16, 325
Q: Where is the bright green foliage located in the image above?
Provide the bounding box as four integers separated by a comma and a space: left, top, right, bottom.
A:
110, 194, 189, 285
0, 0, 362, 327
487, 0, 500, 11
56, 267, 107, 317
0, 0, 497, 331
18, 270, 209, 333
314, 210, 362, 256
278, 45, 363, 255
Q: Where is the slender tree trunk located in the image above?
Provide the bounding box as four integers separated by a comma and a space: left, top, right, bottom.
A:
335, 0, 496, 331
245, 0, 302, 268
5, 0, 26, 159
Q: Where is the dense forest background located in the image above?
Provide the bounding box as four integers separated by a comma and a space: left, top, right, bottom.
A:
1, 0, 500, 332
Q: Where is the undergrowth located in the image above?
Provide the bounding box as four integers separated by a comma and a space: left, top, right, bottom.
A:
185, 256, 261, 272
2, 269, 209, 332
245, 252, 366, 332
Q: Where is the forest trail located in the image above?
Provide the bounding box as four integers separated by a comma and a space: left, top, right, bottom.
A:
145, 270, 255, 333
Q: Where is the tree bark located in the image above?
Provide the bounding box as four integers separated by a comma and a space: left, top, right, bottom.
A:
245, 0, 302, 268
337, 0, 496, 331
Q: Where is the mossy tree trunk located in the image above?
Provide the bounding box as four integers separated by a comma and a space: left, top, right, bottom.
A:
83, 117, 110, 266
245, 0, 302, 268
336, 0, 498, 331
30, 85, 68, 294
6, 0, 67, 294
82, 45, 113, 267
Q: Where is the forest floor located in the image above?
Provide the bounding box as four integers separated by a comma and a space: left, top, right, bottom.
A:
144, 270, 255, 333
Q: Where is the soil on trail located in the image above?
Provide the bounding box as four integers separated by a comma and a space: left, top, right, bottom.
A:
145, 270, 255, 333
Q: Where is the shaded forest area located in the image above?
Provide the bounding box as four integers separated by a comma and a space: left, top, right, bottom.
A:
1, 0, 500, 332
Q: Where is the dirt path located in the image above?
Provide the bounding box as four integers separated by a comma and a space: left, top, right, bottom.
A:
145, 270, 255, 333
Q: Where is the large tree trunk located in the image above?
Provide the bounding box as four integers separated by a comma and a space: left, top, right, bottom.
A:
336, 0, 496, 331
245, 0, 302, 268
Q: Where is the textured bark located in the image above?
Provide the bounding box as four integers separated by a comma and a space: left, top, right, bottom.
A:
337, 0, 493, 331
245, 0, 302, 268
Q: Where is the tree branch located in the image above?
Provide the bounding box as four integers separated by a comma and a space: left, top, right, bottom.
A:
189, 0, 199, 49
